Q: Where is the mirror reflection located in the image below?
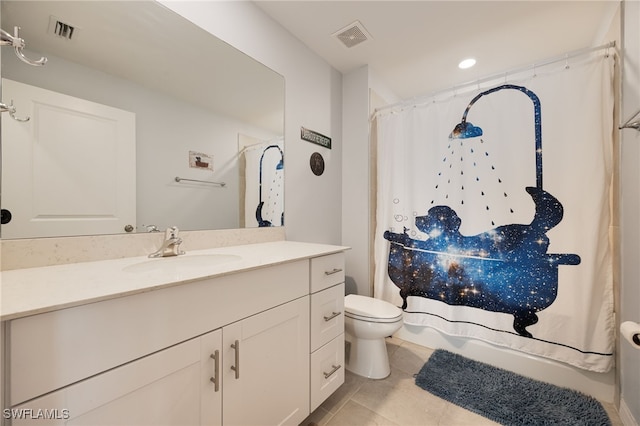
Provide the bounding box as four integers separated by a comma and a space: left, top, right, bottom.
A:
0, 0, 285, 239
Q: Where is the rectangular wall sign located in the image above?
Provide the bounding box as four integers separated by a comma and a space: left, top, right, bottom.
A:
301, 127, 331, 149
189, 151, 213, 171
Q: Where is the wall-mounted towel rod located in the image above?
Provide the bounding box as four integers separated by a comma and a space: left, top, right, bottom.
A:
0, 26, 47, 66
175, 176, 226, 187
619, 108, 640, 131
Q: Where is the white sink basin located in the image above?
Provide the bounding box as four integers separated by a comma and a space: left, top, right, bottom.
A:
123, 254, 242, 274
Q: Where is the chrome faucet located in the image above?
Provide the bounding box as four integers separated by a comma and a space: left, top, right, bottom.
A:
149, 226, 185, 258
145, 224, 161, 233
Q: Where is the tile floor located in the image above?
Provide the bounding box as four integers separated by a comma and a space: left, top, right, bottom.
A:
301, 337, 623, 426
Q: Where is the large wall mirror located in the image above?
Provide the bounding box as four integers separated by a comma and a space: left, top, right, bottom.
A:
0, 0, 285, 239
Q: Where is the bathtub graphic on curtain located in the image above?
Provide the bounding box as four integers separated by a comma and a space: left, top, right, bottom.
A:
241, 141, 284, 228
255, 144, 284, 227
383, 85, 580, 338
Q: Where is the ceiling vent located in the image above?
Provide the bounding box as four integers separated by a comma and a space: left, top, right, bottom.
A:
48, 16, 78, 41
332, 21, 372, 49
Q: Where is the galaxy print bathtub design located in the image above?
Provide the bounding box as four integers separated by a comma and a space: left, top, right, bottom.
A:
383, 85, 581, 338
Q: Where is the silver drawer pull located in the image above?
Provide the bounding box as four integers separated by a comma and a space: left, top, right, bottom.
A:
324, 268, 343, 276
231, 340, 240, 379
323, 311, 342, 322
323, 364, 342, 379
210, 350, 220, 392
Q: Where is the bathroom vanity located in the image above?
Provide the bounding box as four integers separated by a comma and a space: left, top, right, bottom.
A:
1, 241, 347, 425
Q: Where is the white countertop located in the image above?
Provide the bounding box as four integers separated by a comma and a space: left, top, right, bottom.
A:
0, 241, 348, 321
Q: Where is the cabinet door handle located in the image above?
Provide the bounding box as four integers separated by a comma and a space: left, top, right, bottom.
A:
323, 311, 342, 322
209, 350, 220, 392
230, 340, 240, 379
323, 364, 342, 379
324, 268, 343, 276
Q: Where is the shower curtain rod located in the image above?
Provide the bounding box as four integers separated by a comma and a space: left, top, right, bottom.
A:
619, 108, 640, 131
373, 41, 616, 118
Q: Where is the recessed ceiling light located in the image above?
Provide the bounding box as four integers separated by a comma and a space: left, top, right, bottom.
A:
458, 58, 476, 69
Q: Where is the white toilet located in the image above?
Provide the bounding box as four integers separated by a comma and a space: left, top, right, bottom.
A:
344, 294, 403, 379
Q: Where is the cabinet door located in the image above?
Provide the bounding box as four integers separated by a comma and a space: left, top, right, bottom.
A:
223, 297, 310, 426
10, 330, 222, 426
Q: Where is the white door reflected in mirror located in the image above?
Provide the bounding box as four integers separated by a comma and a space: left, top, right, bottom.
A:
1, 78, 136, 239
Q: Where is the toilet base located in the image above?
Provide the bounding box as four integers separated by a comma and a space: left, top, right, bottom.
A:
344, 332, 391, 379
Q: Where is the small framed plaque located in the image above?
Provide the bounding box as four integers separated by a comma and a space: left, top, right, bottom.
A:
310, 152, 325, 176
189, 151, 213, 171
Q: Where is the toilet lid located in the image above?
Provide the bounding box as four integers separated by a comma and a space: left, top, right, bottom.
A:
344, 294, 403, 320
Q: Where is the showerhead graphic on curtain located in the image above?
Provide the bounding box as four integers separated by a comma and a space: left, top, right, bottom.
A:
383, 85, 580, 338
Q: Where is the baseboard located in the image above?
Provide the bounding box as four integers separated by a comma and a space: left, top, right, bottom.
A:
619, 398, 638, 426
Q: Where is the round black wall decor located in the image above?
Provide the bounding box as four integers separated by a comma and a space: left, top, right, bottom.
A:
1, 209, 12, 225
310, 152, 325, 176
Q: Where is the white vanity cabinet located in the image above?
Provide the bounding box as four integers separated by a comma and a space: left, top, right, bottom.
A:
11, 297, 309, 426
3, 245, 347, 426
309, 253, 346, 412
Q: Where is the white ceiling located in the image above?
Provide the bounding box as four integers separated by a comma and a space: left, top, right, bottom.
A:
3, 1, 617, 126
255, 1, 618, 100
2, 1, 285, 134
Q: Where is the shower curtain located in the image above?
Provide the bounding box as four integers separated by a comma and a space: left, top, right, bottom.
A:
374, 52, 615, 372
241, 140, 284, 227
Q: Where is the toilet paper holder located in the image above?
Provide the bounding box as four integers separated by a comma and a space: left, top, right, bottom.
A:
620, 321, 640, 349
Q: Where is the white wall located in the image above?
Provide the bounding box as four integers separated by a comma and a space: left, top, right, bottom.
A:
342, 66, 400, 297
162, 1, 343, 245
619, 0, 640, 422
342, 66, 371, 296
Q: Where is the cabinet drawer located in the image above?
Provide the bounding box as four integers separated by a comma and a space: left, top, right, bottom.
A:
310, 334, 345, 412
310, 283, 344, 352
310, 253, 345, 293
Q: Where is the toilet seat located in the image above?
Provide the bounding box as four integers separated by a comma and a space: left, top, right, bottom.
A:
344, 294, 403, 324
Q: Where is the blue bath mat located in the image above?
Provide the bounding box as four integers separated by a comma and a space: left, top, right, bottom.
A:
415, 349, 611, 425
